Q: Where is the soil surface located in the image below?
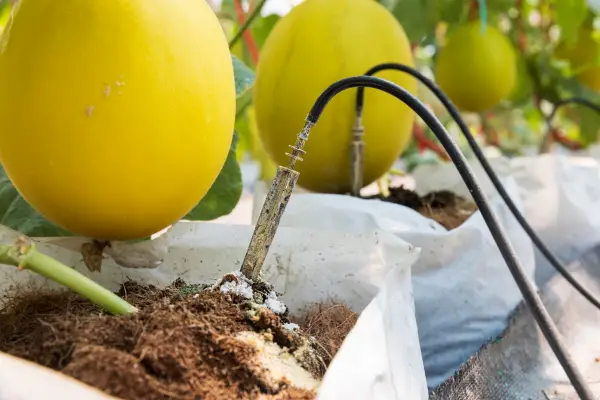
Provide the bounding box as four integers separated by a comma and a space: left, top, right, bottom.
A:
0, 278, 333, 400
365, 185, 478, 230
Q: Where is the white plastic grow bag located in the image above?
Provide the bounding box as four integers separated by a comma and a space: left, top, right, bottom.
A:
0, 221, 429, 400
411, 153, 600, 285
0, 352, 117, 400
253, 176, 536, 389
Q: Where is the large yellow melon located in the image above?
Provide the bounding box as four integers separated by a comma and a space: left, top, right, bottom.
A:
554, 26, 600, 92
254, 0, 416, 193
0, 0, 236, 240
435, 21, 517, 113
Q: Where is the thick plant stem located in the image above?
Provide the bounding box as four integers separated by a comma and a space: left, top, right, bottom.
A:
0, 237, 137, 315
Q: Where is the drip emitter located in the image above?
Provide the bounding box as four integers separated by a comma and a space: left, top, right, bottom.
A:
240, 122, 314, 281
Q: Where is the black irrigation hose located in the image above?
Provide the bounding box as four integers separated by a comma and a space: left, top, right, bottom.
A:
541, 97, 600, 152
548, 97, 600, 124
355, 62, 600, 312
307, 75, 594, 400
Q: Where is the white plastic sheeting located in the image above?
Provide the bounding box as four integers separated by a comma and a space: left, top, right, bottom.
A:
412, 154, 600, 285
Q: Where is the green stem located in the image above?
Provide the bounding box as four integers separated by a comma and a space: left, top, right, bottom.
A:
228, 0, 268, 49
0, 238, 137, 315
388, 168, 406, 177
377, 175, 391, 198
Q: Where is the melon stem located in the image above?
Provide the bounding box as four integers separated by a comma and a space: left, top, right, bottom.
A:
0, 237, 137, 315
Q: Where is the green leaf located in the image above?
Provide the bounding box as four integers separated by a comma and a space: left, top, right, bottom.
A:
183, 56, 251, 220
486, 0, 516, 13
233, 54, 255, 118
184, 131, 243, 221
0, 0, 11, 31
526, 51, 578, 104
576, 103, 600, 145
0, 167, 73, 237
251, 14, 280, 48
388, 0, 438, 44
378, 0, 398, 11
440, 0, 467, 24
233, 54, 255, 98
507, 53, 534, 105
555, 0, 588, 45
235, 108, 253, 160
236, 88, 253, 118
220, 0, 236, 19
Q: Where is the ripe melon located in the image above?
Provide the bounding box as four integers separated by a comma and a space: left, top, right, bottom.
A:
0, 0, 236, 240
254, 0, 416, 194
435, 21, 517, 113
554, 26, 600, 92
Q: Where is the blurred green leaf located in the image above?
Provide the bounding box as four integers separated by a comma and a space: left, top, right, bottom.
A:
233, 54, 255, 98
527, 53, 563, 103
0, 0, 11, 31
507, 54, 535, 106
236, 89, 253, 118
251, 14, 279, 48
402, 149, 443, 172
388, 0, 438, 44
554, 0, 588, 45
577, 104, 600, 145
184, 131, 243, 221
0, 168, 74, 237
220, 0, 236, 19
440, 0, 467, 24
232, 54, 256, 118
486, 0, 516, 13
223, 19, 246, 61
235, 110, 253, 161
185, 56, 253, 220
379, 0, 398, 10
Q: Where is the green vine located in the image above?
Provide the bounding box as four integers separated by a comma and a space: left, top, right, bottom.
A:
229, 0, 269, 49
0, 237, 137, 315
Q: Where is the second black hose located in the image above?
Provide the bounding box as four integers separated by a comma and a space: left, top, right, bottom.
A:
309, 75, 593, 400
355, 62, 600, 311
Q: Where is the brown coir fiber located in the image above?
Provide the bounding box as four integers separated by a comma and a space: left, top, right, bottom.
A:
0, 280, 319, 400
298, 302, 359, 366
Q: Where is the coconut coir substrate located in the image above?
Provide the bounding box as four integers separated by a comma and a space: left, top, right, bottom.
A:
0, 277, 342, 400
296, 302, 358, 365
366, 185, 478, 230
